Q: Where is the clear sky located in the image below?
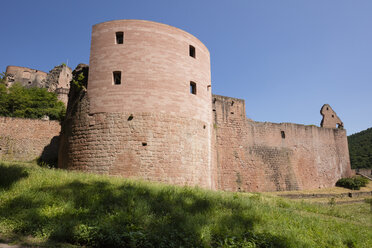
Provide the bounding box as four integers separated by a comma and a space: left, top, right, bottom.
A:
1, 0, 371, 134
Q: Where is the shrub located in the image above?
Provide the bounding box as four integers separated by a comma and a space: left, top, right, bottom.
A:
335, 176, 369, 190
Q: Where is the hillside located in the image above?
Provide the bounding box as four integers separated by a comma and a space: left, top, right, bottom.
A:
348, 127, 372, 169
0, 161, 371, 248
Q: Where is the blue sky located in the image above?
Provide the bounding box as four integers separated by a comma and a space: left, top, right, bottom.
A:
1, 0, 371, 134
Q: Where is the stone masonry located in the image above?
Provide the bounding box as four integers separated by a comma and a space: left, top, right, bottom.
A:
213, 95, 352, 192
0, 117, 60, 162
59, 20, 217, 189
320, 104, 343, 129
5, 65, 47, 88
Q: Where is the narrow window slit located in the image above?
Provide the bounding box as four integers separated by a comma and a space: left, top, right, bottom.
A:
116, 32, 124, 44
281, 131, 286, 139
113, 71, 121, 85
189, 45, 195, 58
190, 81, 196, 95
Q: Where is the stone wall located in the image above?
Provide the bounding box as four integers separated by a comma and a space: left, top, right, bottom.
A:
59, 91, 217, 189
0, 117, 61, 162
45, 64, 72, 106
354, 168, 372, 179
5, 66, 47, 88
213, 95, 353, 192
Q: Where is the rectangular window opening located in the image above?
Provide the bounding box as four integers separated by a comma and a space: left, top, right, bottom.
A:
189, 45, 196, 58
281, 131, 286, 139
190, 81, 196, 95
113, 71, 121, 85
116, 32, 124, 44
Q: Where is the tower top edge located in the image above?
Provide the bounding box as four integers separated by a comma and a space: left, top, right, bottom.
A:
92, 19, 209, 54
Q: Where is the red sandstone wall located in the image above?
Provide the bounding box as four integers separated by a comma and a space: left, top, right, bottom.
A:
213, 95, 353, 192
354, 168, 372, 178
0, 117, 60, 162
88, 20, 212, 124
59, 92, 217, 189
6, 66, 47, 87
6, 65, 47, 78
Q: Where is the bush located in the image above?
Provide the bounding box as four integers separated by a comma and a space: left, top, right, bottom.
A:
336, 176, 369, 190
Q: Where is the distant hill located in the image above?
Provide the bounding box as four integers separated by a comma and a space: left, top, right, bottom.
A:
348, 127, 372, 169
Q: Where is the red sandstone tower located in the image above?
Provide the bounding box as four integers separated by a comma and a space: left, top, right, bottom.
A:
59, 20, 216, 189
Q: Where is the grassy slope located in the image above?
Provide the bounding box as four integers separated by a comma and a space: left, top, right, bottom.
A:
348, 127, 372, 169
0, 162, 371, 248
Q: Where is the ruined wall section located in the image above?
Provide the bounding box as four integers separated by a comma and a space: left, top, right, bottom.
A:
5, 66, 47, 88
45, 65, 72, 106
0, 117, 60, 162
213, 95, 353, 192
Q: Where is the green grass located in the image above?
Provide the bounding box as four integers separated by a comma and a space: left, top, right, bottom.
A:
0, 161, 371, 247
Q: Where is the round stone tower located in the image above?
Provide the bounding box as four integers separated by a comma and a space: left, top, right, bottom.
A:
59, 20, 215, 189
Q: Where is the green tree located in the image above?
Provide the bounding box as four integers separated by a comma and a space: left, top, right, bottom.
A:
348, 127, 372, 169
0, 83, 66, 121
0, 72, 6, 84
0, 83, 8, 115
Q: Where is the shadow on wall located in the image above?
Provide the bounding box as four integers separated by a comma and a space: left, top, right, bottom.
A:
39, 136, 60, 167
0, 178, 293, 247
0, 163, 29, 189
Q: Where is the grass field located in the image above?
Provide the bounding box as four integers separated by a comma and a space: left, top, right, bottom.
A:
0, 161, 371, 247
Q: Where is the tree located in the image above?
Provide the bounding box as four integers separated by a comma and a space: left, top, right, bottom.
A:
0, 83, 66, 121
0, 72, 7, 84
0, 83, 8, 115
348, 127, 372, 169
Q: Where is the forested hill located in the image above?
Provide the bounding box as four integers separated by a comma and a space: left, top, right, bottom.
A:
348, 127, 372, 169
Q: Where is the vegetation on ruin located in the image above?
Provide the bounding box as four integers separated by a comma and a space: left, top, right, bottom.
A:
348, 127, 372, 169
0, 83, 66, 121
71, 72, 86, 91
336, 176, 369, 190
70, 64, 89, 93
0, 161, 371, 248
0, 72, 7, 84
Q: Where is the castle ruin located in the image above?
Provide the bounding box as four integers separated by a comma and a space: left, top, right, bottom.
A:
55, 20, 353, 192
5, 64, 72, 106
0, 20, 353, 192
